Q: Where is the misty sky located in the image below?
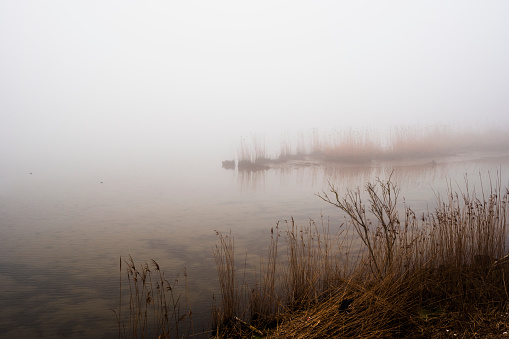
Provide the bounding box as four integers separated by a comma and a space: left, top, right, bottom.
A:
1, 1, 509, 166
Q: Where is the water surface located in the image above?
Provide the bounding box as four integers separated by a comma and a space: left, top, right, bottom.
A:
1, 154, 508, 338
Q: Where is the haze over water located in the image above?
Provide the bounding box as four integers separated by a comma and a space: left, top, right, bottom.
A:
2, 153, 509, 337
1, 1, 509, 338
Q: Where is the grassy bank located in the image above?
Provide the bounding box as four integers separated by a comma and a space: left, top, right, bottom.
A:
115, 174, 509, 338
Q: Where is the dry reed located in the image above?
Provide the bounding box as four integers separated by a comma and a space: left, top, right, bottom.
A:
116, 173, 509, 337
113, 256, 194, 339
212, 174, 509, 338
233, 125, 509, 169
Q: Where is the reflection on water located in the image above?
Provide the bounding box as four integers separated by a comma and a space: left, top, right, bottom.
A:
0, 154, 508, 338
237, 155, 509, 196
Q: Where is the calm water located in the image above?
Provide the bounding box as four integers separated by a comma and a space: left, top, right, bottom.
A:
1, 153, 508, 338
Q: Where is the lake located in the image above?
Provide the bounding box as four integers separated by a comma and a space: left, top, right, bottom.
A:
1, 153, 508, 338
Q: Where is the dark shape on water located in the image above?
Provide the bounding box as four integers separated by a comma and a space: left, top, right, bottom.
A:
222, 160, 235, 170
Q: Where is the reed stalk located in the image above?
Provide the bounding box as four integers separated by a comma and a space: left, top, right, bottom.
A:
113, 256, 193, 339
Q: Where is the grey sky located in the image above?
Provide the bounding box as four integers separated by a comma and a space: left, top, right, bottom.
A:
1, 1, 509, 165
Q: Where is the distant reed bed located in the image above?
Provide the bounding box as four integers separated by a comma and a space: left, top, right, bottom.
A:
233, 124, 509, 169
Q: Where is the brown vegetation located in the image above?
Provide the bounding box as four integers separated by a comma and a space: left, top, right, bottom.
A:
116, 174, 509, 338
113, 256, 195, 339
212, 174, 509, 338
230, 125, 509, 170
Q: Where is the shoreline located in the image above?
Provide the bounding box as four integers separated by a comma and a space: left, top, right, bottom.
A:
224, 151, 509, 171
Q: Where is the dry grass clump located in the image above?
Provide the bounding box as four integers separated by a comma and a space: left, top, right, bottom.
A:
387, 124, 509, 160
237, 136, 272, 171
231, 125, 509, 170
113, 256, 194, 339
212, 174, 509, 338
389, 125, 455, 159
319, 128, 383, 163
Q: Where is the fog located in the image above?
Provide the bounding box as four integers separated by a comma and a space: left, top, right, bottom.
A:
3, 3, 509, 336
1, 1, 509, 172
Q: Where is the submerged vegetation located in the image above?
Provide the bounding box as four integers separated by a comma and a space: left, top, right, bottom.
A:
229, 125, 509, 170
116, 174, 509, 338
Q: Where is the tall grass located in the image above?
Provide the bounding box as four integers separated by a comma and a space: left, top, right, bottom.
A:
233, 125, 509, 169
320, 127, 383, 163
389, 124, 509, 158
116, 173, 509, 337
113, 256, 194, 339
237, 135, 272, 170
212, 174, 509, 338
